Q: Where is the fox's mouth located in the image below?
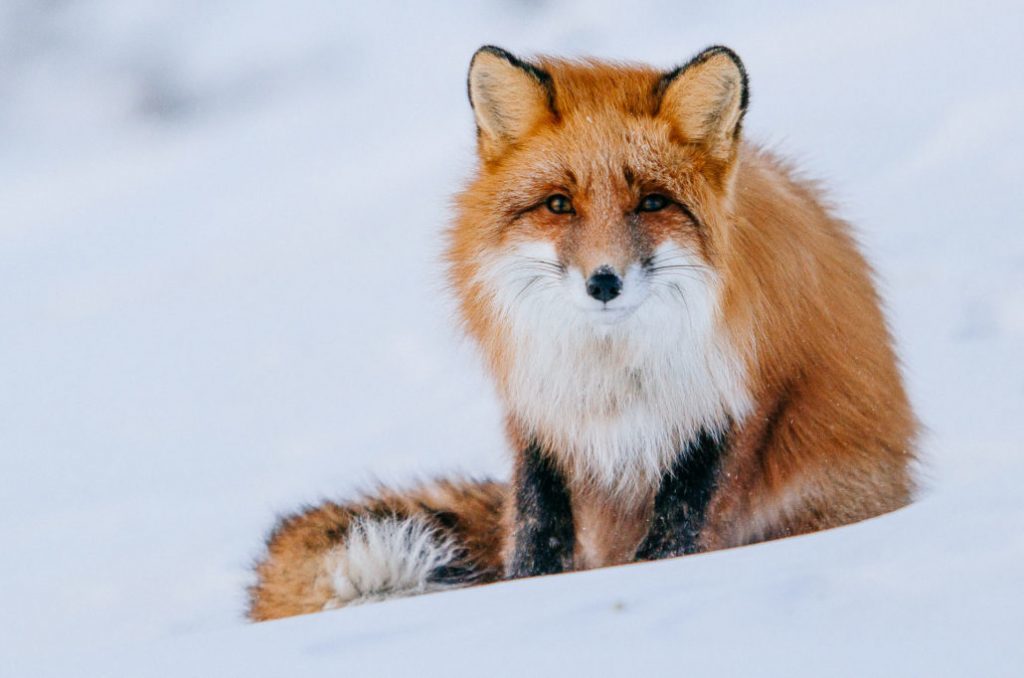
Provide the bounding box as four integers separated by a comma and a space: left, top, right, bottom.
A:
586, 303, 642, 325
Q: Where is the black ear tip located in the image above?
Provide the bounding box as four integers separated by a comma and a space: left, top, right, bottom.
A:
699, 45, 745, 68
470, 45, 536, 76
473, 45, 516, 64
697, 45, 749, 110
663, 45, 749, 114
466, 45, 554, 110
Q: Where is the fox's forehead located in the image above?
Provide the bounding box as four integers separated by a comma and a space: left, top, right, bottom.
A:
534, 58, 665, 117
534, 119, 678, 176
498, 115, 687, 209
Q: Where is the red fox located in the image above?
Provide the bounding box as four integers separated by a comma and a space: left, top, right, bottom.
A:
248, 45, 917, 621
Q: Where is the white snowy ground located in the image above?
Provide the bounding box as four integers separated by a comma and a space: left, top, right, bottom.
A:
1, 1, 1022, 675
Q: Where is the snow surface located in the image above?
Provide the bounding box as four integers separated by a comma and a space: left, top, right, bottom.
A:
1, 1, 1022, 675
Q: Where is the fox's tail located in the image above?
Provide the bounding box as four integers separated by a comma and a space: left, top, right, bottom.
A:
248, 477, 506, 621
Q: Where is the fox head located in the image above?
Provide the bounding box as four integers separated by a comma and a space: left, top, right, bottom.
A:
448, 46, 754, 490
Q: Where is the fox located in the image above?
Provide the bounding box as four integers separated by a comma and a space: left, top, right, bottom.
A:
247, 45, 917, 621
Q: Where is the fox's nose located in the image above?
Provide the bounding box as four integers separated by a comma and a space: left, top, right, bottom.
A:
586, 268, 622, 303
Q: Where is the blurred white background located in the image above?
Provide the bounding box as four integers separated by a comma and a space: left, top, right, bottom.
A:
1, 1, 1021, 675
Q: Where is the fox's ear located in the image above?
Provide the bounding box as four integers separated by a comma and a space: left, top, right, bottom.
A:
468, 46, 555, 160
659, 46, 749, 161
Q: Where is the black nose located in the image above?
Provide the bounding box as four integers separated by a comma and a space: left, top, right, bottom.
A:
586, 269, 622, 302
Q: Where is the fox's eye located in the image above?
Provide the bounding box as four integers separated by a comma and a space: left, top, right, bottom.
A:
545, 194, 574, 215
638, 194, 669, 212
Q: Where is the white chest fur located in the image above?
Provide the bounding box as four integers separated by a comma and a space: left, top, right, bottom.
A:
477, 241, 752, 497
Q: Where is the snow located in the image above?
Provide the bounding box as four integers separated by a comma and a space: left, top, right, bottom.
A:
1, 1, 1022, 675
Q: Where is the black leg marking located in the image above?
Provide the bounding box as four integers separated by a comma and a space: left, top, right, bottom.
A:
635, 429, 726, 561
506, 442, 575, 579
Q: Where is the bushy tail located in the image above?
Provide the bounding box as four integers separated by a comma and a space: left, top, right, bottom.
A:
248, 477, 506, 621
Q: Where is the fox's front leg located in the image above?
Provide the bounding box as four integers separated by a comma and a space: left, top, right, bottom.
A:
635, 430, 725, 561
506, 442, 575, 579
